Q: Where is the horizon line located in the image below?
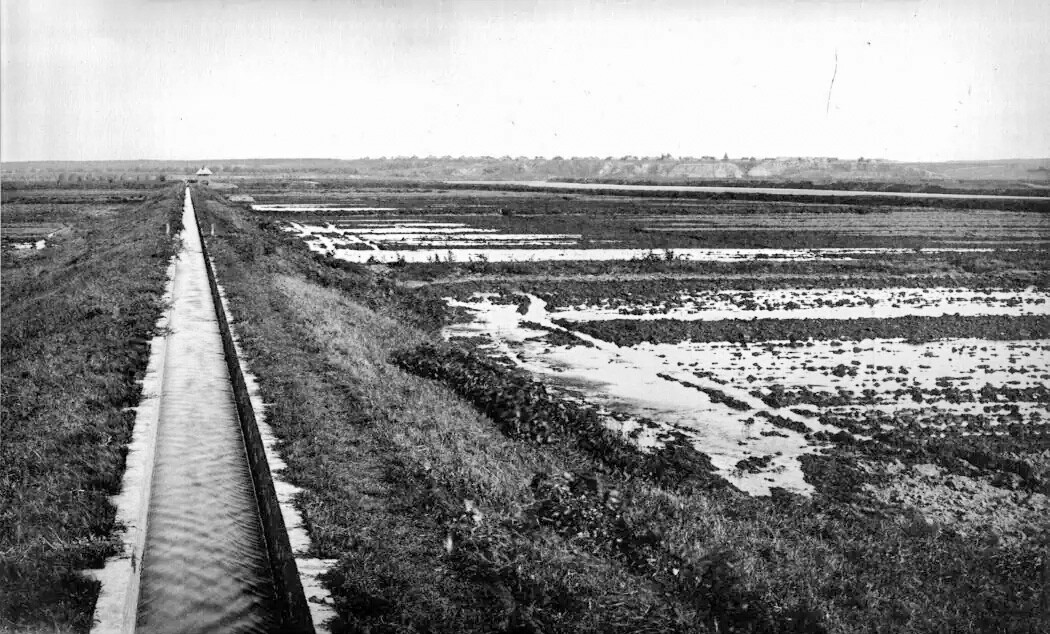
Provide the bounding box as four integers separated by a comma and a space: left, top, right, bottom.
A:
4, 155, 1050, 166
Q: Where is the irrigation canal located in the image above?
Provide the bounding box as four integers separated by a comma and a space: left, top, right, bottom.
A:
132, 189, 285, 632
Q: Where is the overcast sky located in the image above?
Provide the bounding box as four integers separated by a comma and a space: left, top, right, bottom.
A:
2, 0, 1048, 162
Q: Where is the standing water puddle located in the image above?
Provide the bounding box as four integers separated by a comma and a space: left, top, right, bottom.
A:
136, 190, 279, 632
444, 295, 828, 495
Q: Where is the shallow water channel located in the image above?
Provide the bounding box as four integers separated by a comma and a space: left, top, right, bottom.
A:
136, 190, 279, 632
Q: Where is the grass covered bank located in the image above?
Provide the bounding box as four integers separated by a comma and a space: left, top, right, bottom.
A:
1, 185, 183, 632
197, 187, 1049, 633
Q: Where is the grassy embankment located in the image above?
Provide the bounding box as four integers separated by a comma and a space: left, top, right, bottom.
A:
0, 185, 182, 632
198, 186, 1048, 633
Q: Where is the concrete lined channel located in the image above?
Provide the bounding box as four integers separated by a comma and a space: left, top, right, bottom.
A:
135, 189, 279, 631
91, 188, 315, 633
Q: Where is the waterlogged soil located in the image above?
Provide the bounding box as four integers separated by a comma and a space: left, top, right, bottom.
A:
277, 214, 1040, 264
646, 338, 1050, 433
442, 291, 1050, 545
542, 287, 1050, 322
445, 295, 831, 496
286, 219, 1007, 264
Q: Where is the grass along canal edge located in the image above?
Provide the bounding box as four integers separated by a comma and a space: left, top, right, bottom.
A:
1, 185, 183, 632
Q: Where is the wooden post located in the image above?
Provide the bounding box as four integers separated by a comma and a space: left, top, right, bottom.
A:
166, 223, 170, 236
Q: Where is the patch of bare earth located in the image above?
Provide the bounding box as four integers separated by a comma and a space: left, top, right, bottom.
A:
866, 460, 1050, 545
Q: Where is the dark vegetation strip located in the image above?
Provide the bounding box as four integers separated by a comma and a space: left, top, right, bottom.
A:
631, 229, 1017, 250
519, 321, 596, 348
0, 185, 183, 632
560, 314, 1050, 346
421, 273, 1048, 311
240, 184, 954, 214
392, 344, 725, 491
441, 181, 1050, 212
759, 383, 1050, 410
396, 249, 1050, 288
656, 373, 752, 411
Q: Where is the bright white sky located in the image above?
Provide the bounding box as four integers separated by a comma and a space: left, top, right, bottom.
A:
2, 0, 1048, 162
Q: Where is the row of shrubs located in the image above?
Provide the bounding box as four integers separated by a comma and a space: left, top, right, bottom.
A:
392, 343, 727, 491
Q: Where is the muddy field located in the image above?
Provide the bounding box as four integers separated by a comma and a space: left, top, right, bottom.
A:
0, 186, 163, 251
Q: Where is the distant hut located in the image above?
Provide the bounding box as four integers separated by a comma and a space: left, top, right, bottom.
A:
192, 166, 212, 185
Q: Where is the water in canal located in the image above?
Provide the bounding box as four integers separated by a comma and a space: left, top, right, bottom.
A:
136, 189, 280, 633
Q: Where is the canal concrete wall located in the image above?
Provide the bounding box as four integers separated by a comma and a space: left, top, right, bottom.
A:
191, 189, 315, 633
89, 187, 316, 633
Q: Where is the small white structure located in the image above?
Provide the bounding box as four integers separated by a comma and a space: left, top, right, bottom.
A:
196, 167, 213, 177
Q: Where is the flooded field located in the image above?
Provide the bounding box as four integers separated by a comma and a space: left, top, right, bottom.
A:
259, 190, 1048, 506
281, 219, 1007, 263
547, 287, 1050, 321
443, 294, 1049, 495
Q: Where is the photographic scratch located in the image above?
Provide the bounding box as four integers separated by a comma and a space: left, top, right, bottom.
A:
826, 50, 838, 116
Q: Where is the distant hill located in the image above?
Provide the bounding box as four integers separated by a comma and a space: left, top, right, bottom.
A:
3, 156, 1048, 191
